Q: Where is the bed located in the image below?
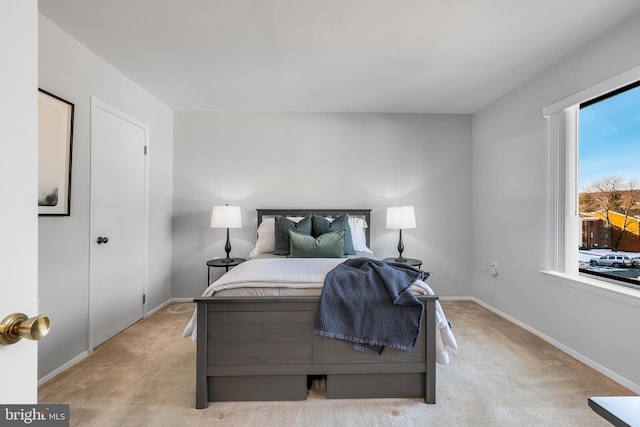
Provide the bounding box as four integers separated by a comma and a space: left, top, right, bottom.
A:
186, 209, 449, 409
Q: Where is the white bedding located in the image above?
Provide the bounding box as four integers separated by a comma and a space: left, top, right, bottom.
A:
203, 257, 344, 295
418, 280, 458, 364
182, 257, 457, 364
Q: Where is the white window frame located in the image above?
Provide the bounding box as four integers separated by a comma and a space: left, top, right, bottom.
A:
544, 64, 640, 284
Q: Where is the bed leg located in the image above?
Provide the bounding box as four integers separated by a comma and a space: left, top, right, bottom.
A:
424, 298, 437, 404
196, 301, 208, 409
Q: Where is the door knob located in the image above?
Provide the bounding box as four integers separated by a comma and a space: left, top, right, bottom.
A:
96, 236, 109, 244
0, 313, 51, 345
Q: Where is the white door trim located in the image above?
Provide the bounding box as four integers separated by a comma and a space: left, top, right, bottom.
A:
89, 97, 149, 351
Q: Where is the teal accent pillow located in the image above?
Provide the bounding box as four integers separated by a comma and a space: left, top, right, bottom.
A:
311, 214, 355, 255
289, 230, 346, 258
274, 215, 312, 255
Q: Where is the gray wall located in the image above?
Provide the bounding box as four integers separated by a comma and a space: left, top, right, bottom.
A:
472, 11, 640, 392
173, 112, 472, 298
38, 15, 174, 380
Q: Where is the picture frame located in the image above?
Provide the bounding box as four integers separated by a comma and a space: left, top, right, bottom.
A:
38, 89, 74, 216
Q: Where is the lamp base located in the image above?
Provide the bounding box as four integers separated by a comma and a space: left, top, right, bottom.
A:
395, 229, 407, 264
221, 228, 234, 263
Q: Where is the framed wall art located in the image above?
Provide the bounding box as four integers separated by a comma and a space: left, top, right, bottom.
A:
38, 89, 74, 216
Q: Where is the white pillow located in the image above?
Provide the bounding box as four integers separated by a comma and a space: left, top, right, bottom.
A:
249, 218, 275, 257
348, 217, 372, 253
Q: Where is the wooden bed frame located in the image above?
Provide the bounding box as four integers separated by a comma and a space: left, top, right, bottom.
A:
194, 209, 438, 408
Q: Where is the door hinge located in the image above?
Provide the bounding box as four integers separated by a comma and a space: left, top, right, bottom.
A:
144, 146, 148, 155
142, 294, 146, 304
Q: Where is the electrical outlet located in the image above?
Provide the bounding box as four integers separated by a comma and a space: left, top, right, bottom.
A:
490, 262, 498, 276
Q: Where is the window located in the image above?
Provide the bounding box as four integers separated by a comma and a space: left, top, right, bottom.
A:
578, 81, 640, 286
545, 64, 640, 290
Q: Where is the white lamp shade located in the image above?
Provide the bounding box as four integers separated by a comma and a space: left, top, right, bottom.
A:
211, 205, 242, 228
386, 206, 416, 229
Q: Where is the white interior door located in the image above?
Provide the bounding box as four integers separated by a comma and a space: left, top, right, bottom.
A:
0, 1, 38, 404
90, 98, 147, 349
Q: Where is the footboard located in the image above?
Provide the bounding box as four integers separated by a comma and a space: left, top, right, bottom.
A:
194, 295, 438, 408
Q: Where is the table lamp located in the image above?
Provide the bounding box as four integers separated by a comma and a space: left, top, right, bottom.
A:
386, 206, 416, 262
211, 204, 242, 263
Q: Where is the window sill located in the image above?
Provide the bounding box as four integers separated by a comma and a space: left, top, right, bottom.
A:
540, 270, 640, 309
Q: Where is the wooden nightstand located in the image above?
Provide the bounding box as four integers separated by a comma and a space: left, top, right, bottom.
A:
206, 258, 246, 287
383, 257, 423, 269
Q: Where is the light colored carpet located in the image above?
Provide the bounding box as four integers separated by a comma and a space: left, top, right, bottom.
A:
38, 301, 633, 426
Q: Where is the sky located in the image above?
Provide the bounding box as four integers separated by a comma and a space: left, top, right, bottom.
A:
579, 83, 640, 192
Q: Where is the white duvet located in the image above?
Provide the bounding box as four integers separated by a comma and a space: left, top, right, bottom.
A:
416, 280, 458, 364
182, 257, 457, 364
203, 257, 343, 295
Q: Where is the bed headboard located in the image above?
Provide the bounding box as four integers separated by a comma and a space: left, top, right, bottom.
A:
256, 209, 372, 247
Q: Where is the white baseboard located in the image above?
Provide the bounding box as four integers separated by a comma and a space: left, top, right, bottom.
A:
471, 297, 640, 394
38, 351, 89, 386
146, 299, 171, 316
146, 297, 194, 316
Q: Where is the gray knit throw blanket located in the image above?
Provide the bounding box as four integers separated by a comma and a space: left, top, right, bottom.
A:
314, 258, 428, 354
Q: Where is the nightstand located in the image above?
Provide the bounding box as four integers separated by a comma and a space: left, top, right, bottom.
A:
383, 257, 423, 269
206, 258, 246, 287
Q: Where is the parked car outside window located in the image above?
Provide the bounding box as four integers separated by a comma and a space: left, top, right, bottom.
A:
589, 254, 632, 267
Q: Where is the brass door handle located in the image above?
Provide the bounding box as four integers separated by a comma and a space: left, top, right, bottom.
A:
0, 313, 50, 345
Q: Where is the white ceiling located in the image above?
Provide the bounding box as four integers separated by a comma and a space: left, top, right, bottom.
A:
38, 0, 640, 113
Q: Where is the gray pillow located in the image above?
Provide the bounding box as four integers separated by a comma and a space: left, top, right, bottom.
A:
274, 215, 312, 255
288, 230, 346, 258
311, 214, 355, 255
